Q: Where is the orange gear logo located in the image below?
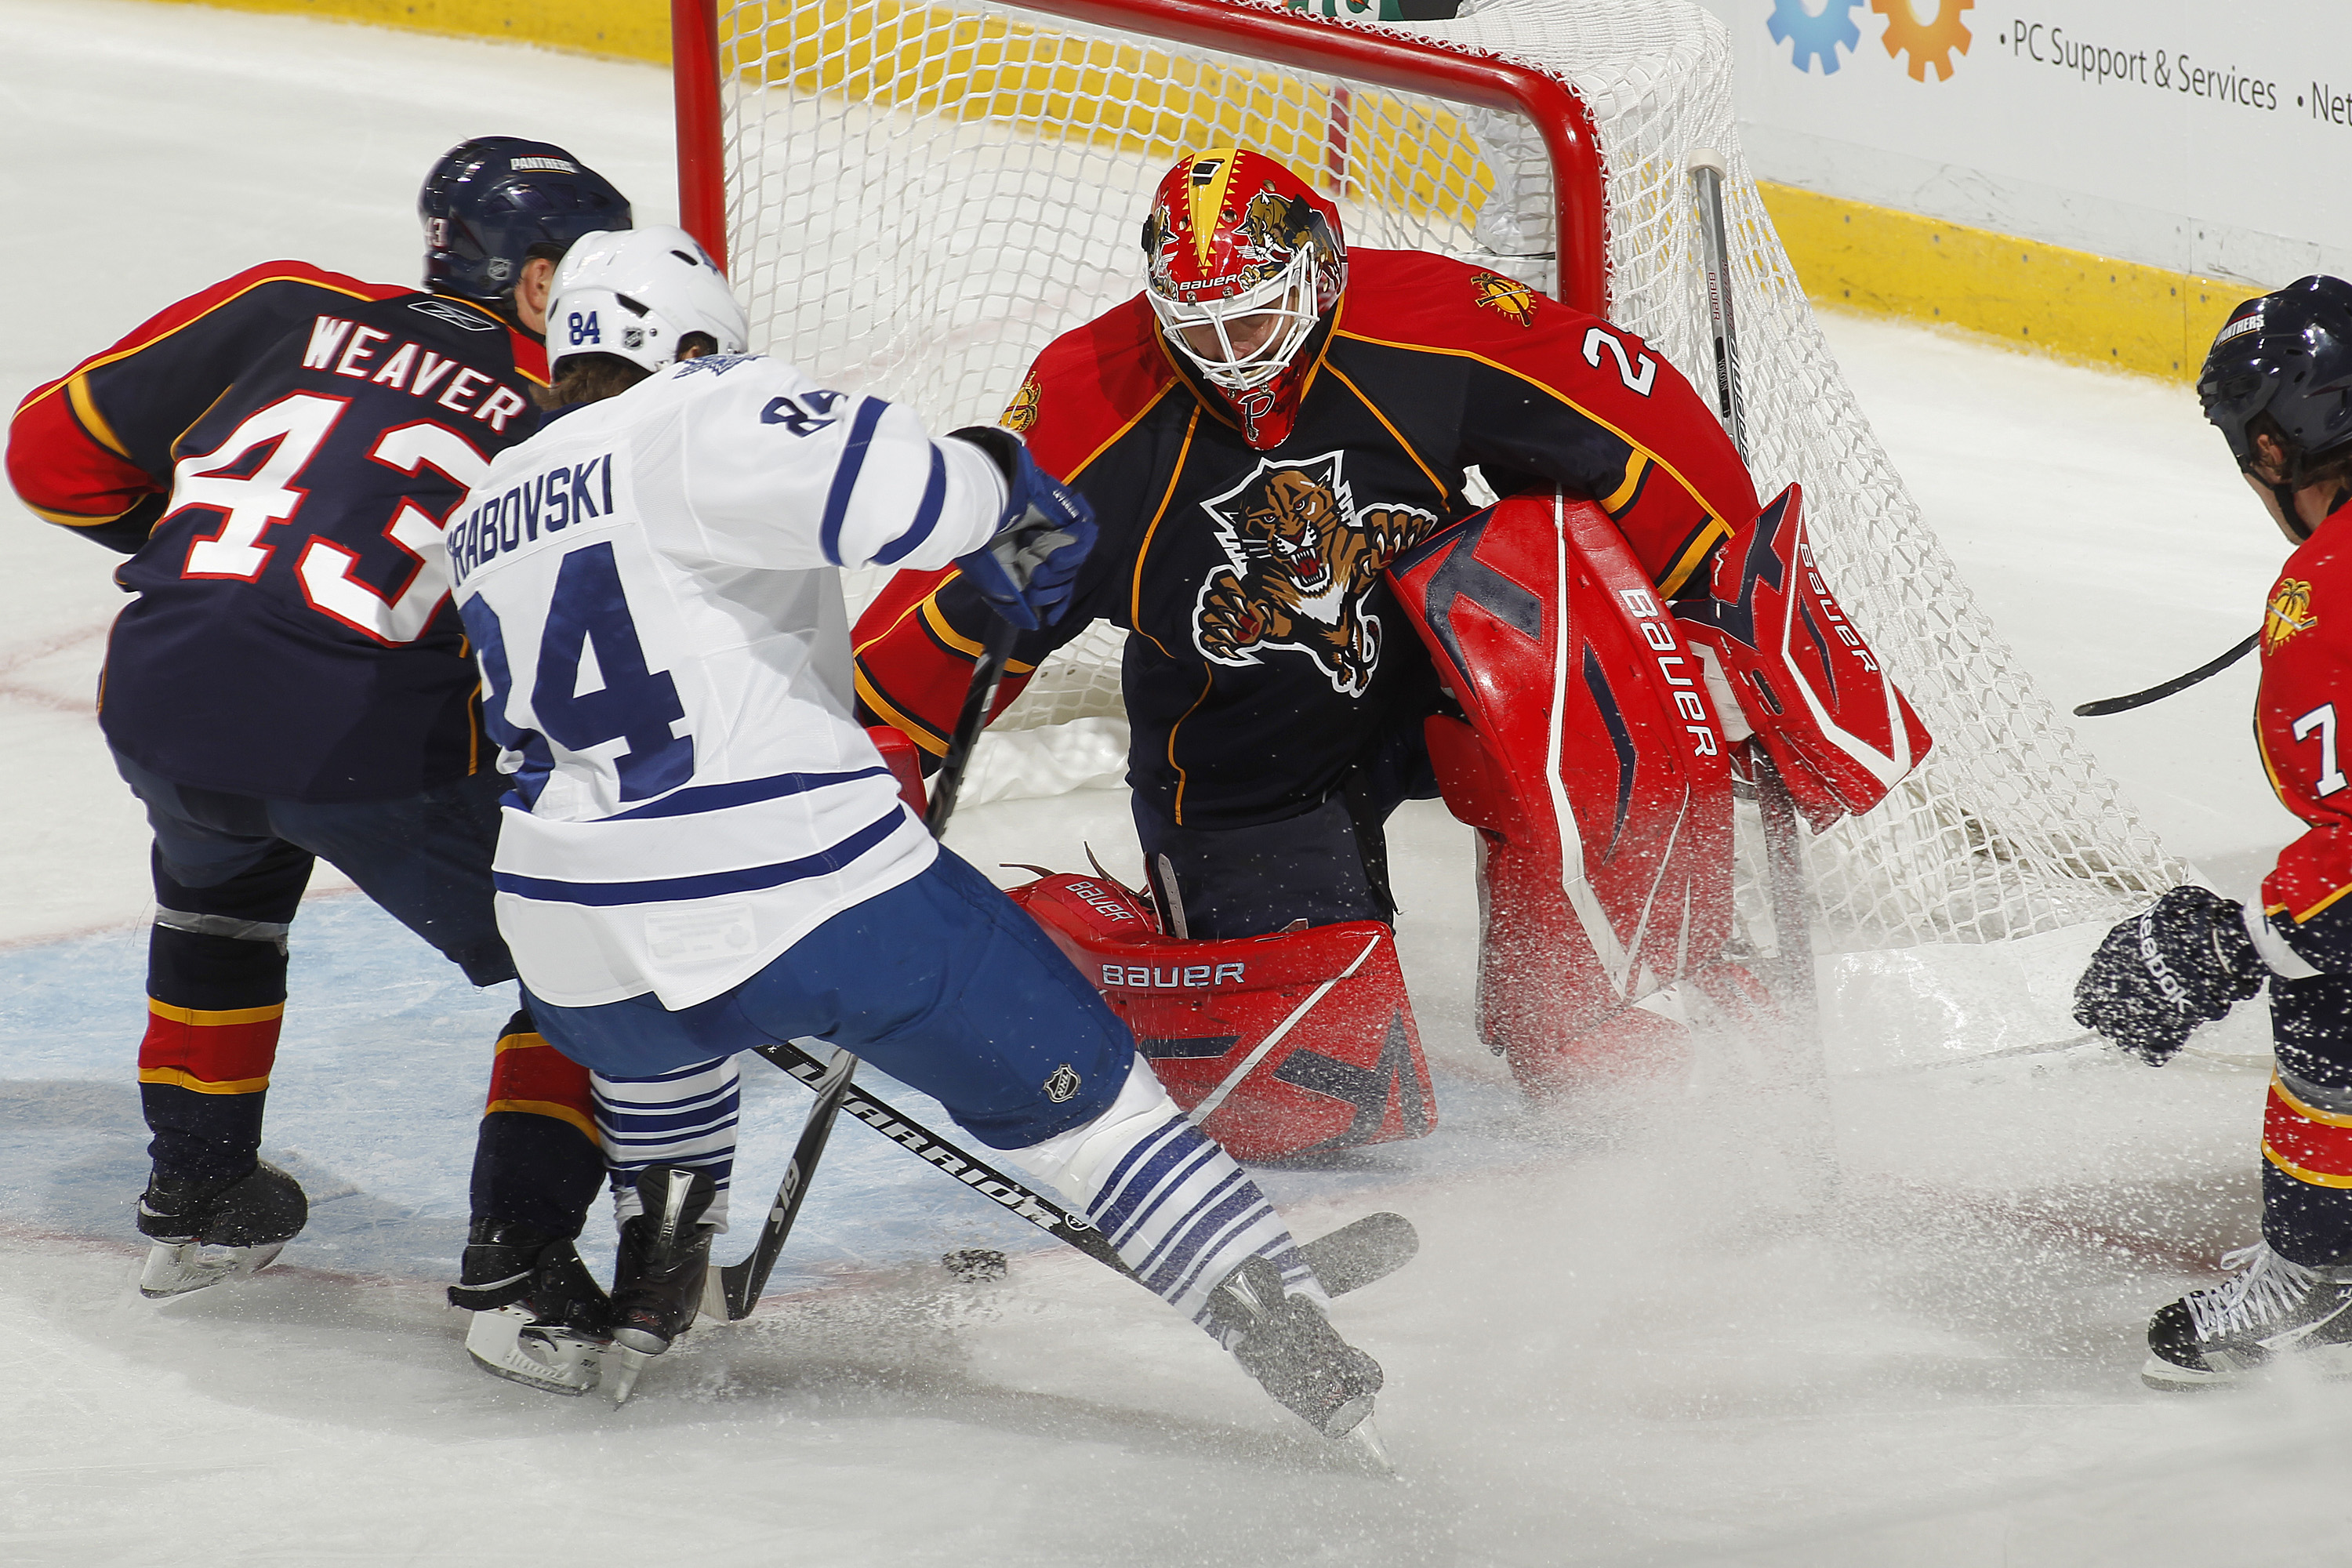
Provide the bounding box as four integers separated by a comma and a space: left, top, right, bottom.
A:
1871, 0, 1972, 82
1471, 271, 1537, 327
2267, 579, 2317, 654
1002, 372, 1041, 434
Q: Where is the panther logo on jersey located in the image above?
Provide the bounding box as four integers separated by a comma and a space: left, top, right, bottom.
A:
1002, 373, 1041, 434
1192, 452, 1437, 696
2267, 577, 2317, 654
1472, 271, 1538, 327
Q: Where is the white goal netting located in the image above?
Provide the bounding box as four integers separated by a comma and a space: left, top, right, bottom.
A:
708, 0, 2186, 949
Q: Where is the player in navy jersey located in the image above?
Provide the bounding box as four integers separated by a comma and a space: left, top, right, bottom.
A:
5, 136, 630, 1308
441, 225, 1389, 1438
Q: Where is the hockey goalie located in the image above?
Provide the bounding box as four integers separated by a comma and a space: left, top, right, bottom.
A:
855, 144, 1931, 1155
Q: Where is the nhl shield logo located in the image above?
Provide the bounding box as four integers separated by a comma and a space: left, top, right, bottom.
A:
1044, 1064, 1083, 1104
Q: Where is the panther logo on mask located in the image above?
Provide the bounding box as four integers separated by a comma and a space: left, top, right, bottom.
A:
1192, 452, 1437, 697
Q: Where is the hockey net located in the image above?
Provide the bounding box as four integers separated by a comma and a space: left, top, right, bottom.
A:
687, 0, 2186, 950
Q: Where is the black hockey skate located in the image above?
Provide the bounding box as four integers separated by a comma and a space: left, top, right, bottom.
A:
2144, 1241, 2352, 1390
1210, 1254, 1385, 1442
455, 1221, 617, 1397
602, 1166, 718, 1405
136, 1160, 309, 1299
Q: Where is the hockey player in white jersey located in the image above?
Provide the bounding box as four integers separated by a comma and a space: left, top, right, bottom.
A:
438, 226, 1386, 1439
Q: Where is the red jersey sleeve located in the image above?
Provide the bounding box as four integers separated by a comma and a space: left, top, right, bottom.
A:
7, 261, 408, 550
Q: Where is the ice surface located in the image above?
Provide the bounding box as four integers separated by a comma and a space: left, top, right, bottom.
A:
3, 2, 2346, 1563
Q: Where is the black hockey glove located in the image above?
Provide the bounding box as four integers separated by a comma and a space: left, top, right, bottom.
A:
946, 426, 1098, 630
2073, 885, 2265, 1064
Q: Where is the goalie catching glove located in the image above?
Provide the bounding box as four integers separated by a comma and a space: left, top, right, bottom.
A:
2074, 885, 2268, 1064
946, 426, 1097, 630
1675, 484, 1931, 831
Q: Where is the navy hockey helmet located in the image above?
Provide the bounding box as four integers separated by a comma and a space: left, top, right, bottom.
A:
2198, 275, 2352, 485
419, 136, 631, 310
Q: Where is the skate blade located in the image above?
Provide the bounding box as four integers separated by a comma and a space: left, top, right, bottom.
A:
465, 1307, 606, 1398
138, 1240, 286, 1299
1341, 1413, 1395, 1473
606, 1346, 654, 1406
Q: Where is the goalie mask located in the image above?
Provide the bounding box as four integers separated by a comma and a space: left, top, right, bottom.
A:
1142, 147, 1345, 447
2200, 275, 2352, 539
546, 225, 750, 375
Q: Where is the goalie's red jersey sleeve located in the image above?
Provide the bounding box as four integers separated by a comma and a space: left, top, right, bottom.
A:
2256, 504, 2352, 966
7, 263, 441, 551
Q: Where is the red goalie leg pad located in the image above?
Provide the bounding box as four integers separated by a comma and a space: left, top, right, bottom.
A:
1675, 484, 1932, 829
2263, 1074, 2352, 1189
1007, 872, 1436, 1162
1387, 494, 1736, 1074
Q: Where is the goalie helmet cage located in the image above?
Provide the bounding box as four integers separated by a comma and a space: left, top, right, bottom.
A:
670, 0, 2185, 949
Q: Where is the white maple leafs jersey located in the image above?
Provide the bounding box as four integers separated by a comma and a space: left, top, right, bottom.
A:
434, 354, 1007, 1009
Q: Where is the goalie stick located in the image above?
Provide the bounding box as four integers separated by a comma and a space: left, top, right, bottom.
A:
1691, 148, 1818, 1029
2072, 632, 2258, 717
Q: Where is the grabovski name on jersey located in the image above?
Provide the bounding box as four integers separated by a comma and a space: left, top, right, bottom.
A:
446, 451, 615, 584
437, 352, 1008, 1011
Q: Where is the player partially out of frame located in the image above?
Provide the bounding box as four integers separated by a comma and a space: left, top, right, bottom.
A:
438, 225, 1389, 1439
4, 137, 628, 1305
2075, 275, 2352, 1388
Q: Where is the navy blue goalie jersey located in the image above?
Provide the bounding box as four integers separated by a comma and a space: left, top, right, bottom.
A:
9, 262, 550, 801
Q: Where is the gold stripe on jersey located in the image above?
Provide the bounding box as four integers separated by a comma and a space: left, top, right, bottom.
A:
1599, 452, 1650, 515
67, 376, 133, 459
1167, 666, 1218, 826
147, 1000, 285, 1027
1323, 361, 1450, 506
1064, 379, 1185, 486
855, 670, 949, 756
1131, 406, 1203, 660
1657, 517, 1734, 600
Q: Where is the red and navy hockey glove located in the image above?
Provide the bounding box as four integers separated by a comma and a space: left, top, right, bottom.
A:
2073, 886, 2266, 1064
946, 426, 1097, 630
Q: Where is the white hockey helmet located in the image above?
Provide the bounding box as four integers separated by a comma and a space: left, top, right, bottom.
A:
547, 224, 750, 374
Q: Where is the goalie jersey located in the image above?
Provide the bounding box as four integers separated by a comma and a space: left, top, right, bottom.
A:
437, 354, 1008, 1010
853, 249, 1761, 830
5, 262, 548, 800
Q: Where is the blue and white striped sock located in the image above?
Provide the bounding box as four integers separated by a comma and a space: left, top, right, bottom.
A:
1002, 1054, 1319, 1334
591, 1054, 741, 1232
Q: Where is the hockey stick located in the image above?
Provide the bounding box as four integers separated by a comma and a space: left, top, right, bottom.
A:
2072, 632, 2258, 717
1691, 149, 1820, 1038
710, 1046, 856, 1319
924, 612, 1021, 837
749, 1037, 1135, 1276
713, 612, 1023, 1318
752, 1039, 1418, 1298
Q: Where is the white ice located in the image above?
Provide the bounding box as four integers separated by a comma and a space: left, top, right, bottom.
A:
2, 2, 2344, 1563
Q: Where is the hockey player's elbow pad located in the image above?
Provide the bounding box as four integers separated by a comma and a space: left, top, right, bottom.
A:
946, 426, 1098, 630
2073, 885, 2267, 1064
